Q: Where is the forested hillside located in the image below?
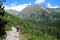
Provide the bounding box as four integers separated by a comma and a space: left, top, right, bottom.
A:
16, 5, 60, 40
4, 10, 60, 40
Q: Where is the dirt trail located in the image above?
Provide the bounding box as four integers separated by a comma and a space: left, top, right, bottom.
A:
4, 27, 19, 40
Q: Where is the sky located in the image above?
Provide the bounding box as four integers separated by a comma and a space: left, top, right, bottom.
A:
3, 0, 60, 11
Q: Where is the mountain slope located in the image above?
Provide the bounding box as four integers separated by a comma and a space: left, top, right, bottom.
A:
5, 9, 19, 16
17, 5, 60, 40
18, 5, 60, 25
1, 10, 59, 40
4, 10, 60, 40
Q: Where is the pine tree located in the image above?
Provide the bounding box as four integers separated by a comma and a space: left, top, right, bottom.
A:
0, 0, 7, 37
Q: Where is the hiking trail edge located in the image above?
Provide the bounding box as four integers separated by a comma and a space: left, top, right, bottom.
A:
3, 27, 19, 40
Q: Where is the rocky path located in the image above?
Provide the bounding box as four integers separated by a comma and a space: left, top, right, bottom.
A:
4, 27, 19, 40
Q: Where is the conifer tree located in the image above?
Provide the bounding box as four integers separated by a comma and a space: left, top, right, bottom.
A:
0, 0, 7, 37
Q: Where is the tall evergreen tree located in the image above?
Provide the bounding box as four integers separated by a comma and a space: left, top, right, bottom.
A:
0, 0, 7, 37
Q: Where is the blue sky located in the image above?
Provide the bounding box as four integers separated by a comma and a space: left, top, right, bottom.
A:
4, 0, 60, 11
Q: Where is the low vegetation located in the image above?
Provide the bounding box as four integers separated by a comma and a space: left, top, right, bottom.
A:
4, 11, 59, 40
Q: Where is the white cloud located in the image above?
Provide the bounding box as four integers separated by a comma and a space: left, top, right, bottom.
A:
47, 2, 51, 7
10, 3, 17, 6
5, 3, 31, 11
10, 1, 18, 6
35, 0, 45, 4
47, 2, 60, 8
